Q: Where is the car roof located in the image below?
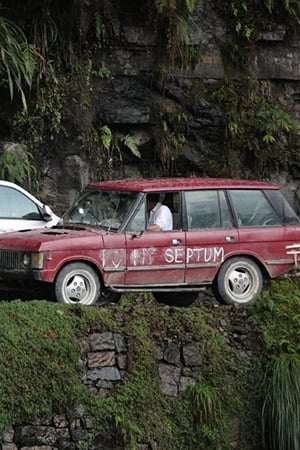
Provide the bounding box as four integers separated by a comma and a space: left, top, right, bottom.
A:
87, 177, 279, 192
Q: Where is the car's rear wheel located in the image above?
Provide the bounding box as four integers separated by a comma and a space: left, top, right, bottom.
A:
55, 262, 100, 305
153, 292, 198, 307
213, 257, 263, 305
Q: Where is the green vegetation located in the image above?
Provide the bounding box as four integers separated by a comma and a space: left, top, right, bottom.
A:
186, 376, 224, 449
154, 110, 188, 172
0, 146, 37, 187
250, 279, 300, 450
250, 279, 300, 355
153, 0, 199, 77
0, 16, 36, 111
219, 0, 300, 68
0, 0, 200, 181
207, 78, 300, 177
0, 300, 210, 446
0, 281, 298, 448
0, 301, 86, 430
1, 1, 300, 181
262, 354, 300, 450
0, 1, 122, 183
78, 301, 253, 450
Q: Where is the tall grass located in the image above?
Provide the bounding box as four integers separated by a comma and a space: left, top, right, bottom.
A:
186, 376, 221, 427
262, 353, 300, 450
250, 280, 300, 450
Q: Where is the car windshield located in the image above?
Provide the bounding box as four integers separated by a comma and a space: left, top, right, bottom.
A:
63, 189, 138, 230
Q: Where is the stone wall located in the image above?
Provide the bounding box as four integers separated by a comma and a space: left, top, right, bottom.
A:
1, 300, 261, 450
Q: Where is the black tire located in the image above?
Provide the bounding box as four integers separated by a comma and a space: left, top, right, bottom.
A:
55, 262, 100, 305
213, 257, 263, 305
153, 292, 198, 307
100, 289, 121, 304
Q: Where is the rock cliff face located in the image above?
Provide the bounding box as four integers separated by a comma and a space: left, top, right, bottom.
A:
40, 1, 300, 214
2, 1, 300, 214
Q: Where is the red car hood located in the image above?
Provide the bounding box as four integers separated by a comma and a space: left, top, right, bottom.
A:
0, 225, 107, 252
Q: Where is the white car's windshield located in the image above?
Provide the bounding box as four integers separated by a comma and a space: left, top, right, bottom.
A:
63, 190, 138, 230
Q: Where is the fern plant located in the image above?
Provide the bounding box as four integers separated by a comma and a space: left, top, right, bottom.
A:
0, 16, 36, 110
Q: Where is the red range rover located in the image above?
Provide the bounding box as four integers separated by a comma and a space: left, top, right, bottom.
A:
0, 177, 299, 307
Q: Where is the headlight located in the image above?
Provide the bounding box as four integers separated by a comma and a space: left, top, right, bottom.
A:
22, 252, 45, 269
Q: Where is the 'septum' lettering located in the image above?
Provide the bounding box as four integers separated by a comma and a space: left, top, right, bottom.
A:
100, 246, 224, 268
166, 247, 224, 264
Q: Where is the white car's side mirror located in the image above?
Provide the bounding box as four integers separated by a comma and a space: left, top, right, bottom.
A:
41, 204, 54, 221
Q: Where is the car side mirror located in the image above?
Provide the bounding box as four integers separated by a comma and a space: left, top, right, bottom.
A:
40, 204, 54, 222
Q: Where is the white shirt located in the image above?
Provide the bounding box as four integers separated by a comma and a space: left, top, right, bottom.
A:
148, 202, 173, 231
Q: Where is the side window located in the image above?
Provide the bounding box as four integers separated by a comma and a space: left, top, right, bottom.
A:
126, 192, 181, 232
185, 190, 232, 230
265, 189, 300, 224
229, 189, 281, 227
0, 186, 41, 219
126, 198, 146, 231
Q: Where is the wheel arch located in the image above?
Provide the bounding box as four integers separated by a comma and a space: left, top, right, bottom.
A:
214, 253, 270, 283
53, 257, 105, 287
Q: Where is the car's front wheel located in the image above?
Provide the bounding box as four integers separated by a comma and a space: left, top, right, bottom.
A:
153, 292, 198, 307
100, 289, 121, 304
55, 262, 101, 305
213, 257, 263, 305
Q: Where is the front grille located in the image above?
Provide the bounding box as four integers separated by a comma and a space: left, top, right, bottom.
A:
0, 250, 22, 269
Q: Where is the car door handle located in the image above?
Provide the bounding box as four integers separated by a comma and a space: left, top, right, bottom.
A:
172, 238, 182, 245
225, 236, 235, 242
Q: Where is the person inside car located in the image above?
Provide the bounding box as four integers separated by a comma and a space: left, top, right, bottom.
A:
146, 193, 173, 231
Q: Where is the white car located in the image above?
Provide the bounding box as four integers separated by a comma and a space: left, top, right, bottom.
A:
0, 180, 60, 233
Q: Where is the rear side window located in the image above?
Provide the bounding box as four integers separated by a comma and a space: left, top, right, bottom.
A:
229, 189, 281, 227
185, 190, 233, 229
264, 190, 300, 224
